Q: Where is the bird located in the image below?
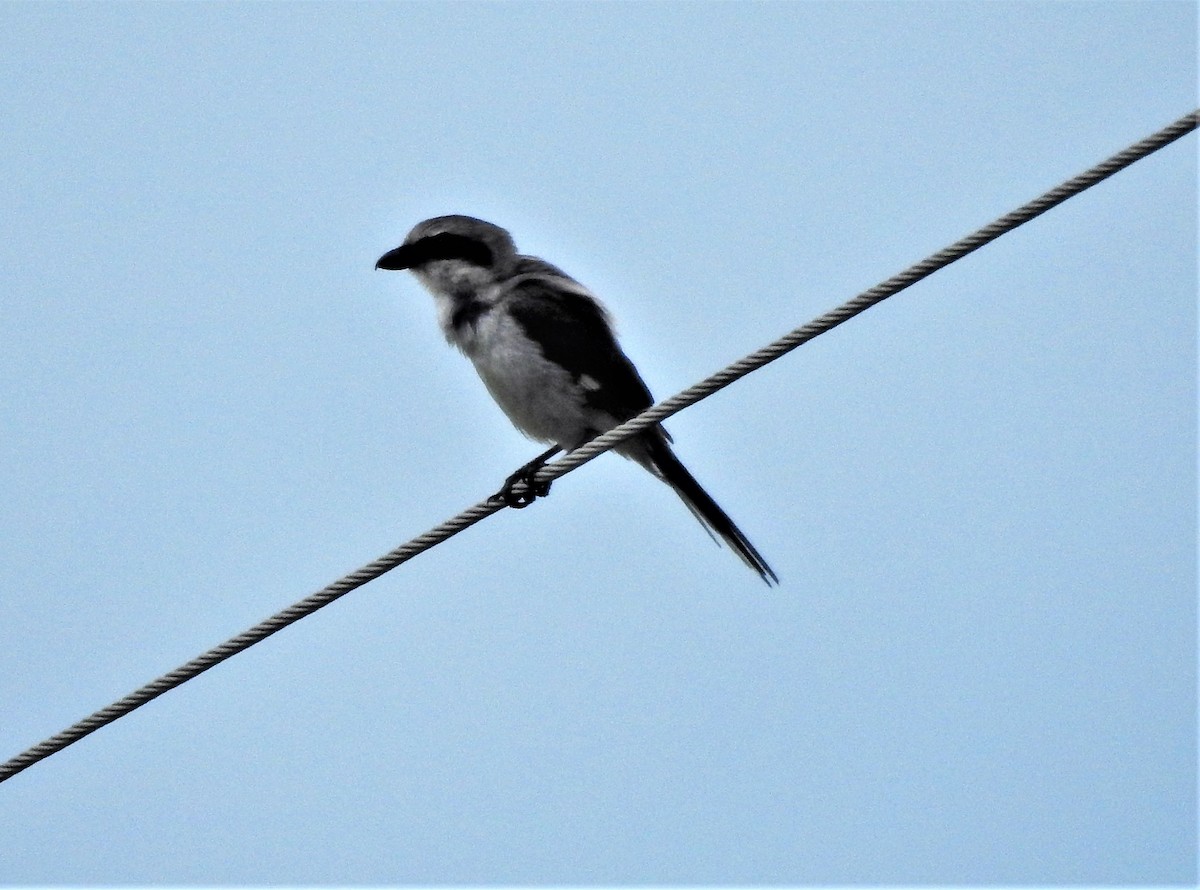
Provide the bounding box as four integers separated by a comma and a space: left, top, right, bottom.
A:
375, 215, 777, 585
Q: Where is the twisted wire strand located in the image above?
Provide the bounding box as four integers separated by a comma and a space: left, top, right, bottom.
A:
533, 109, 1200, 486
1, 109, 1194, 785
0, 498, 504, 782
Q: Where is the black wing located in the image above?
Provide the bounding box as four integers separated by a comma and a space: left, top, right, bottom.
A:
506, 277, 656, 425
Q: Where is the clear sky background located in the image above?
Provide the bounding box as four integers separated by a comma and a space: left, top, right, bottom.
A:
0, 2, 1195, 885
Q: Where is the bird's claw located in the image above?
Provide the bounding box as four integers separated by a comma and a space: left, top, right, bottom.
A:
490, 464, 552, 508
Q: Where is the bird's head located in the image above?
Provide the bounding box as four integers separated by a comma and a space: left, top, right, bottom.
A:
375, 215, 517, 296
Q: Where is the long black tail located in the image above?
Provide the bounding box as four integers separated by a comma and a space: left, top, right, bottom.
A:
643, 439, 778, 586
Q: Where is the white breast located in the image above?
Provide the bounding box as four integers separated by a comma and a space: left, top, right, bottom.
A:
443, 300, 592, 449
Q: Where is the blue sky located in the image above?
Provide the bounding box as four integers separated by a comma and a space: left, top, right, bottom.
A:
0, 1, 1195, 884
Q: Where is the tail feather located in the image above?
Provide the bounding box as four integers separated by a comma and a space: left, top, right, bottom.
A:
641, 439, 778, 586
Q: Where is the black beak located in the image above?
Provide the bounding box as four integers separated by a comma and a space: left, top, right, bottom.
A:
375, 244, 413, 271
376, 232, 494, 271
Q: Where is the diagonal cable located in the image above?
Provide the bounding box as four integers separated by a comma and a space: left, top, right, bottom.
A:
1, 108, 1195, 785
532, 108, 1200, 486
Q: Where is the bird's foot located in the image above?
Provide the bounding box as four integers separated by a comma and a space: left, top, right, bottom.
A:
490, 450, 557, 508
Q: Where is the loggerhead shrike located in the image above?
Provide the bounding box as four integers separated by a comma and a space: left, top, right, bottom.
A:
376, 215, 777, 585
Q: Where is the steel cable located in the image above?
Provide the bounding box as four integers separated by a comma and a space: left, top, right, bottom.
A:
1, 109, 1194, 784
